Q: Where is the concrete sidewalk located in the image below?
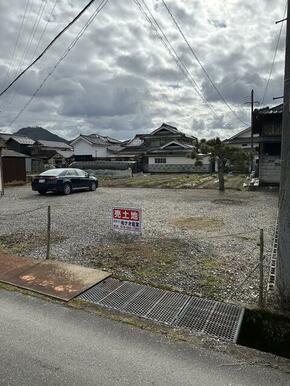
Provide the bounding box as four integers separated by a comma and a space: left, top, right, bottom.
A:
0, 251, 111, 301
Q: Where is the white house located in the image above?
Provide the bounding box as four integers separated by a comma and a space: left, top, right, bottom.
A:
115, 123, 212, 173
224, 127, 259, 150
146, 141, 211, 173
71, 134, 121, 161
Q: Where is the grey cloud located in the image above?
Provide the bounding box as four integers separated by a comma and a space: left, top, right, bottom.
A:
59, 76, 151, 119
0, 0, 286, 141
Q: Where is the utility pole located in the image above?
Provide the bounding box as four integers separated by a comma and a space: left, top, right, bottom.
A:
245, 89, 259, 172
250, 89, 254, 171
278, 0, 290, 309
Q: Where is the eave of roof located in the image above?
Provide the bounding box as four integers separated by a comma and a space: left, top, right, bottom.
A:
2, 149, 30, 158
254, 103, 283, 116
160, 140, 194, 150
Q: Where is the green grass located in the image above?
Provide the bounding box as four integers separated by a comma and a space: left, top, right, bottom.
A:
198, 258, 226, 299
0, 232, 66, 255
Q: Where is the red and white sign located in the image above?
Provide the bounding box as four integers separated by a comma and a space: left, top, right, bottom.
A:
112, 208, 142, 234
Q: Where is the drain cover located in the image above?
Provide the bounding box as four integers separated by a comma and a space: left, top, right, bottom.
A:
77, 278, 244, 343
146, 291, 190, 325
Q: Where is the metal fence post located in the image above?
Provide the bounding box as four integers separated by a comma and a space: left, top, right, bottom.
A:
46, 205, 51, 260
258, 229, 264, 308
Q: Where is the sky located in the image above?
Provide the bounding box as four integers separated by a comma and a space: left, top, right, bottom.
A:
0, 0, 286, 141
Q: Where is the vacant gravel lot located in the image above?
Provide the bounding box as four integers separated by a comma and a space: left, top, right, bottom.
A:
0, 185, 278, 305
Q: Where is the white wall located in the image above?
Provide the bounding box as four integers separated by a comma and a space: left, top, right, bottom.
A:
73, 140, 94, 157
25, 158, 31, 173
73, 139, 109, 158
96, 146, 109, 157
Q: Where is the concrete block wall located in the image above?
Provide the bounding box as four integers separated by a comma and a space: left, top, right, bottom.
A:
259, 156, 281, 184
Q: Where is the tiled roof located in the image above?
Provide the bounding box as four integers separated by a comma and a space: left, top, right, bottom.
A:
55, 150, 74, 158
37, 140, 72, 149
254, 104, 283, 115
11, 135, 35, 145
82, 134, 108, 145
82, 134, 120, 145
72, 134, 121, 146
107, 144, 123, 153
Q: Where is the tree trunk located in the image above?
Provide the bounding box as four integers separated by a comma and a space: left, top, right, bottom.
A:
217, 158, 225, 192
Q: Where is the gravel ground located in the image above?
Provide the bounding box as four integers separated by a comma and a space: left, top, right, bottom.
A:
0, 185, 278, 306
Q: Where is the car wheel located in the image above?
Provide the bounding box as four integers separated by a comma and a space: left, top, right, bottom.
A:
63, 183, 71, 195
38, 190, 46, 195
90, 181, 97, 191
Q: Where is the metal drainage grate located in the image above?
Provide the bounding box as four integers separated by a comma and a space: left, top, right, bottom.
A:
123, 286, 166, 317
77, 278, 244, 343
146, 291, 190, 325
99, 281, 142, 310
174, 297, 217, 332
78, 278, 123, 303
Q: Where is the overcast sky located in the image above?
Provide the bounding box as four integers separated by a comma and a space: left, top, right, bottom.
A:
0, 0, 286, 140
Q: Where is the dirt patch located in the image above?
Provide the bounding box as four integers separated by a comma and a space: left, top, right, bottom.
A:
0, 232, 66, 255
171, 216, 224, 231
80, 234, 228, 299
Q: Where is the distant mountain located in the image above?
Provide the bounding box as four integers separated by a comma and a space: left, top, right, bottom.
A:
15, 127, 69, 144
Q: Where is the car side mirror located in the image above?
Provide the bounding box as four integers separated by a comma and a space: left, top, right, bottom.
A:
85, 172, 89, 177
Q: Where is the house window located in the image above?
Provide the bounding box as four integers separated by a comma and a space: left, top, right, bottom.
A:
155, 158, 166, 164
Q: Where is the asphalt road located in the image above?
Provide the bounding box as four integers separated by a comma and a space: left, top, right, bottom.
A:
0, 290, 288, 386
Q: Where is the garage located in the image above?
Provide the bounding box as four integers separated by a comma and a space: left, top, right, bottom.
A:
1, 149, 28, 185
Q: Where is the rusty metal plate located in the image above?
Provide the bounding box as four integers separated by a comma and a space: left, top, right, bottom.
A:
0, 252, 37, 276
0, 252, 111, 301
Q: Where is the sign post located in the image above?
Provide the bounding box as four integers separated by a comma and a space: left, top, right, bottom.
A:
112, 208, 142, 234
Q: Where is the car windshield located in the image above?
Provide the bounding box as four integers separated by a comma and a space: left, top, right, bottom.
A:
40, 169, 66, 176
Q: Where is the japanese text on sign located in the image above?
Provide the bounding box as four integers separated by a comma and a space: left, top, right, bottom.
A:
112, 208, 142, 234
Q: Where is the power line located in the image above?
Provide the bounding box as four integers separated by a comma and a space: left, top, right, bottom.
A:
20, 0, 48, 67
0, 0, 98, 98
31, 0, 58, 59
7, 0, 109, 128
133, 0, 220, 119
0, 0, 31, 92
3, 0, 49, 108
261, 1, 287, 105
4, 0, 34, 95
160, 0, 248, 126
0, 0, 33, 111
